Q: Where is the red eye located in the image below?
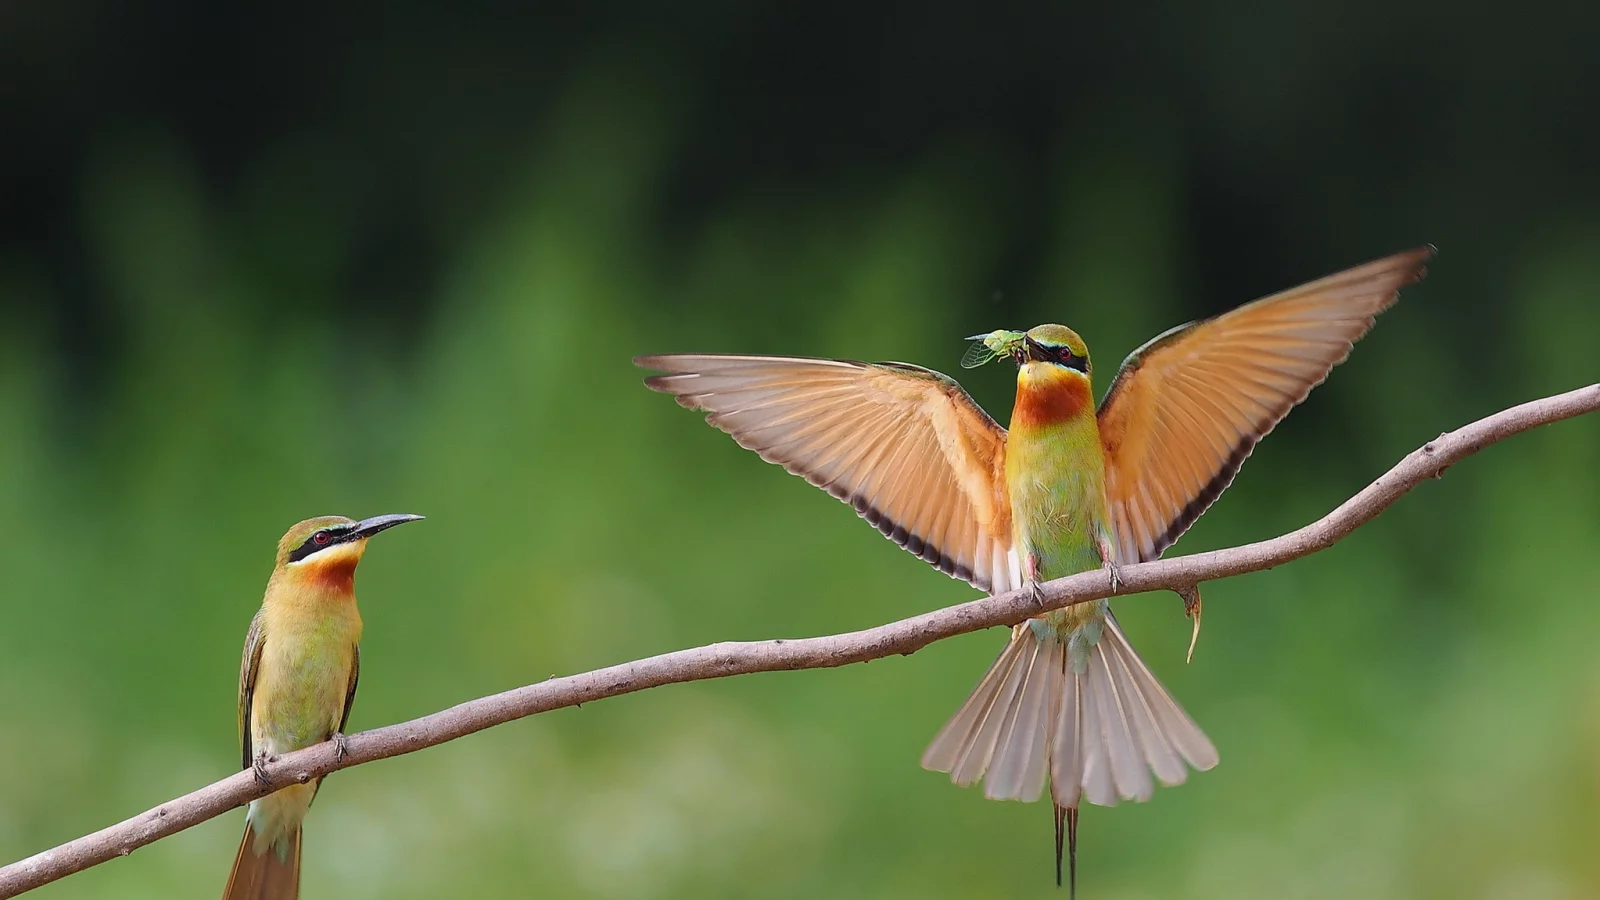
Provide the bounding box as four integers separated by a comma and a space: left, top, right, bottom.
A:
313, 531, 330, 545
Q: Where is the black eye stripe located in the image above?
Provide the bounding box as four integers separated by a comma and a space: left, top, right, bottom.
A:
1034, 342, 1076, 361
287, 526, 356, 562
1039, 342, 1088, 372
1022, 336, 1089, 373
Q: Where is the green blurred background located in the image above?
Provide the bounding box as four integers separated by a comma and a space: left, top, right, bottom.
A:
2, 2, 1598, 897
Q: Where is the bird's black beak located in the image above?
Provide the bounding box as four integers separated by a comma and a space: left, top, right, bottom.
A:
1022, 335, 1047, 363
352, 513, 425, 539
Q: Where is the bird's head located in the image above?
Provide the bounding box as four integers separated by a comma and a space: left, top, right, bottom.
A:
273, 514, 425, 583
962, 324, 1091, 377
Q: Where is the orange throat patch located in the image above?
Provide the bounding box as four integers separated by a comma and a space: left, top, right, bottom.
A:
1011, 364, 1093, 430
300, 557, 358, 593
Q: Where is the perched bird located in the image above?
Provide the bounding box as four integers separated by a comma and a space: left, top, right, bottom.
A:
222, 514, 424, 900
636, 247, 1431, 891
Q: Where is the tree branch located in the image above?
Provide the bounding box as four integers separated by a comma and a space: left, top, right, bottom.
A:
3, 383, 1595, 897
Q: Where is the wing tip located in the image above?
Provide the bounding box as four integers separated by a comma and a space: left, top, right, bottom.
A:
640, 374, 703, 404
1354, 243, 1434, 319
1395, 243, 1437, 285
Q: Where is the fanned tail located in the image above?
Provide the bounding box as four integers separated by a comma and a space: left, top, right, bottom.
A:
922, 614, 1218, 890
221, 822, 302, 900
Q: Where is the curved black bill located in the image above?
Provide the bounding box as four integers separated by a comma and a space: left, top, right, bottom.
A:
353, 513, 425, 539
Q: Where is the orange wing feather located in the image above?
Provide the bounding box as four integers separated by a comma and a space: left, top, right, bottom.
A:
637, 355, 1020, 593
1097, 246, 1434, 564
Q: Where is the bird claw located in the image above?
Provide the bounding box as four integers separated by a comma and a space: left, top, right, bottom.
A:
252, 751, 273, 788
1092, 533, 1122, 595
1104, 562, 1123, 594
1176, 585, 1203, 663
1029, 580, 1048, 613
331, 731, 349, 762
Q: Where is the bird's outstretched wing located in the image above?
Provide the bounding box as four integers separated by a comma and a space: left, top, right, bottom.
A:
1097, 246, 1434, 564
638, 355, 1020, 593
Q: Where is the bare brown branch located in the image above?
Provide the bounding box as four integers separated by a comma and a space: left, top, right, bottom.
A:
2, 383, 1595, 897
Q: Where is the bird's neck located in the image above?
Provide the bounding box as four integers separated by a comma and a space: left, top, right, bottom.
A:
263, 566, 363, 631
1010, 362, 1095, 432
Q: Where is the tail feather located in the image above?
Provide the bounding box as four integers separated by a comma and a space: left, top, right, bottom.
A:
221, 823, 301, 900
1102, 615, 1218, 771
1083, 643, 1147, 803
1102, 645, 1184, 786
925, 614, 1217, 802
1049, 662, 1082, 809
1100, 619, 1191, 785
921, 633, 1027, 784
985, 636, 1063, 801
926, 614, 1216, 890
952, 640, 1031, 785
1073, 650, 1115, 805
1053, 804, 1079, 892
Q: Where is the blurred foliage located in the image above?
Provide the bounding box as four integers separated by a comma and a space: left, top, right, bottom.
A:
1, 2, 1598, 898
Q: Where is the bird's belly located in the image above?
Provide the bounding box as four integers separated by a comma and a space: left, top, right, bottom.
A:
1008, 458, 1106, 573
251, 638, 353, 756
1016, 490, 1106, 635
1005, 428, 1110, 634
